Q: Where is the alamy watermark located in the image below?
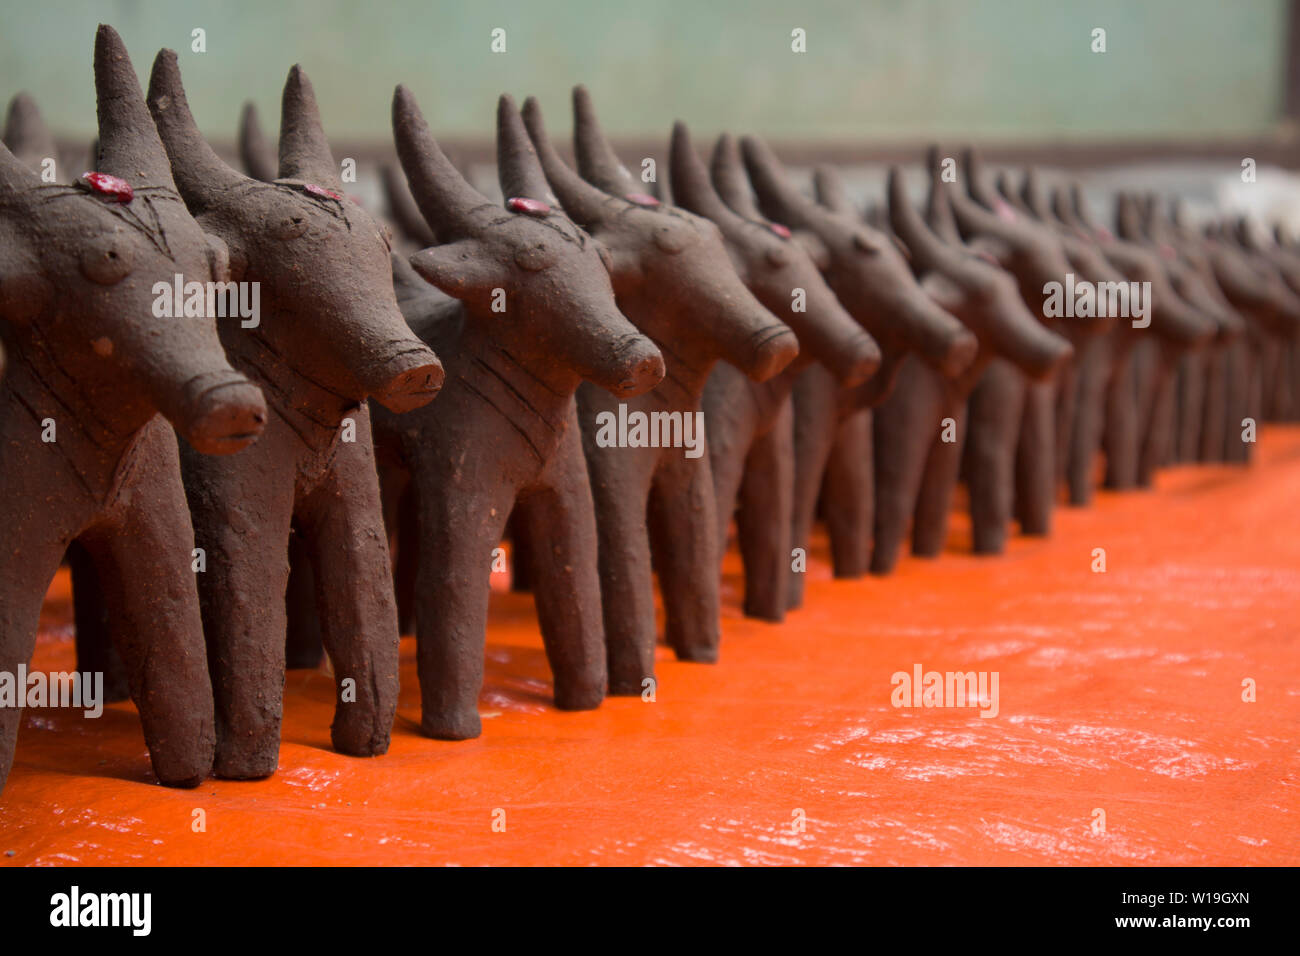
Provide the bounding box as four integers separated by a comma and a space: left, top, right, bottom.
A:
0, 665, 104, 718
1043, 273, 1151, 328
152, 274, 260, 328
593, 404, 705, 459
891, 663, 999, 718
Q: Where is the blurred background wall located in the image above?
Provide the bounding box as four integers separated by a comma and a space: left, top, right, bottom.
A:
0, 0, 1291, 146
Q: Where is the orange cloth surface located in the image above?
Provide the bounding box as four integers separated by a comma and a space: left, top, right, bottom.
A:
1, 429, 1297, 866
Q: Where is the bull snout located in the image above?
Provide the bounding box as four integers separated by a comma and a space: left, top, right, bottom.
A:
606, 335, 666, 398
745, 324, 800, 382
824, 329, 882, 386
937, 329, 980, 378
1021, 329, 1075, 380
180, 375, 268, 455
363, 346, 445, 413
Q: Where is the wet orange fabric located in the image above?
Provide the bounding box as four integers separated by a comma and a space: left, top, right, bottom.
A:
1, 429, 1297, 866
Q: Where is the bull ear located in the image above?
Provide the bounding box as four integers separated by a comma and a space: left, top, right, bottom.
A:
0, 136, 41, 191
924, 145, 962, 243
94, 25, 178, 191
381, 164, 437, 246
239, 101, 278, 182
497, 92, 554, 205
410, 239, 497, 297
669, 121, 740, 225
740, 135, 818, 227
392, 85, 493, 242
813, 166, 853, 214
148, 48, 249, 214
572, 85, 638, 196
278, 65, 342, 190
3, 92, 57, 174
889, 166, 962, 275
521, 95, 618, 227
710, 134, 764, 221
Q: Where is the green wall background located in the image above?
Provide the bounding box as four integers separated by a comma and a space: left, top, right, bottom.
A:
0, 0, 1288, 143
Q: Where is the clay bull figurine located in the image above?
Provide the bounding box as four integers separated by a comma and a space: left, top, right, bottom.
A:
4, 89, 137, 703
666, 122, 882, 622
0, 25, 268, 794
521, 89, 799, 693
370, 89, 664, 740
863, 165, 1071, 574
732, 136, 977, 606
141, 51, 444, 778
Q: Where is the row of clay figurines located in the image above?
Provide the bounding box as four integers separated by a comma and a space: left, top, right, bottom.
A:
1, 25, 1294, 795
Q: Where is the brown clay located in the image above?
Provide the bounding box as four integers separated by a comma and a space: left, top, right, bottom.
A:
0, 25, 270, 794
865, 164, 1071, 575
2, 91, 132, 703
143, 51, 444, 779
1048, 183, 1216, 490
731, 136, 977, 607
521, 89, 798, 691
929, 149, 1082, 552
369, 88, 664, 739
666, 121, 881, 622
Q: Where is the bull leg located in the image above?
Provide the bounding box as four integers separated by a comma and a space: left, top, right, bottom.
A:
0, 507, 71, 794
582, 442, 656, 695
411, 450, 514, 740
872, 360, 944, 574
648, 446, 722, 662
1175, 351, 1205, 463
965, 358, 1027, 554
821, 408, 873, 578
1067, 333, 1113, 505
912, 406, 967, 558
1053, 357, 1079, 483
787, 365, 840, 610
295, 409, 399, 757
1103, 349, 1140, 489
1014, 376, 1057, 535
734, 397, 794, 620
704, 369, 759, 567
182, 422, 296, 779
1199, 345, 1228, 461
83, 421, 215, 786
514, 419, 606, 710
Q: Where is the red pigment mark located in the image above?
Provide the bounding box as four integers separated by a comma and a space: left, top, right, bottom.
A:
304, 183, 344, 201
507, 197, 551, 216
993, 198, 1017, 223
976, 249, 1002, 268
625, 192, 660, 208
78, 172, 133, 203
1095, 227, 1115, 243
769, 222, 792, 239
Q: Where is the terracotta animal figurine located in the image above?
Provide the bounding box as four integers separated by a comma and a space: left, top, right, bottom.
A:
1047, 183, 1217, 487
926, 149, 1082, 551
521, 89, 799, 692
0, 25, 269, 794
1003, 169, 1163, 505
731, 136, 977, 606
1112, 193, 1259, 477
1169, 207, 1300, 464
145, 51, 445, 778
865, 165, 1071, 573
667, 122, 881, 621
370, 88, 664, 739
3, 90, 136, 703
